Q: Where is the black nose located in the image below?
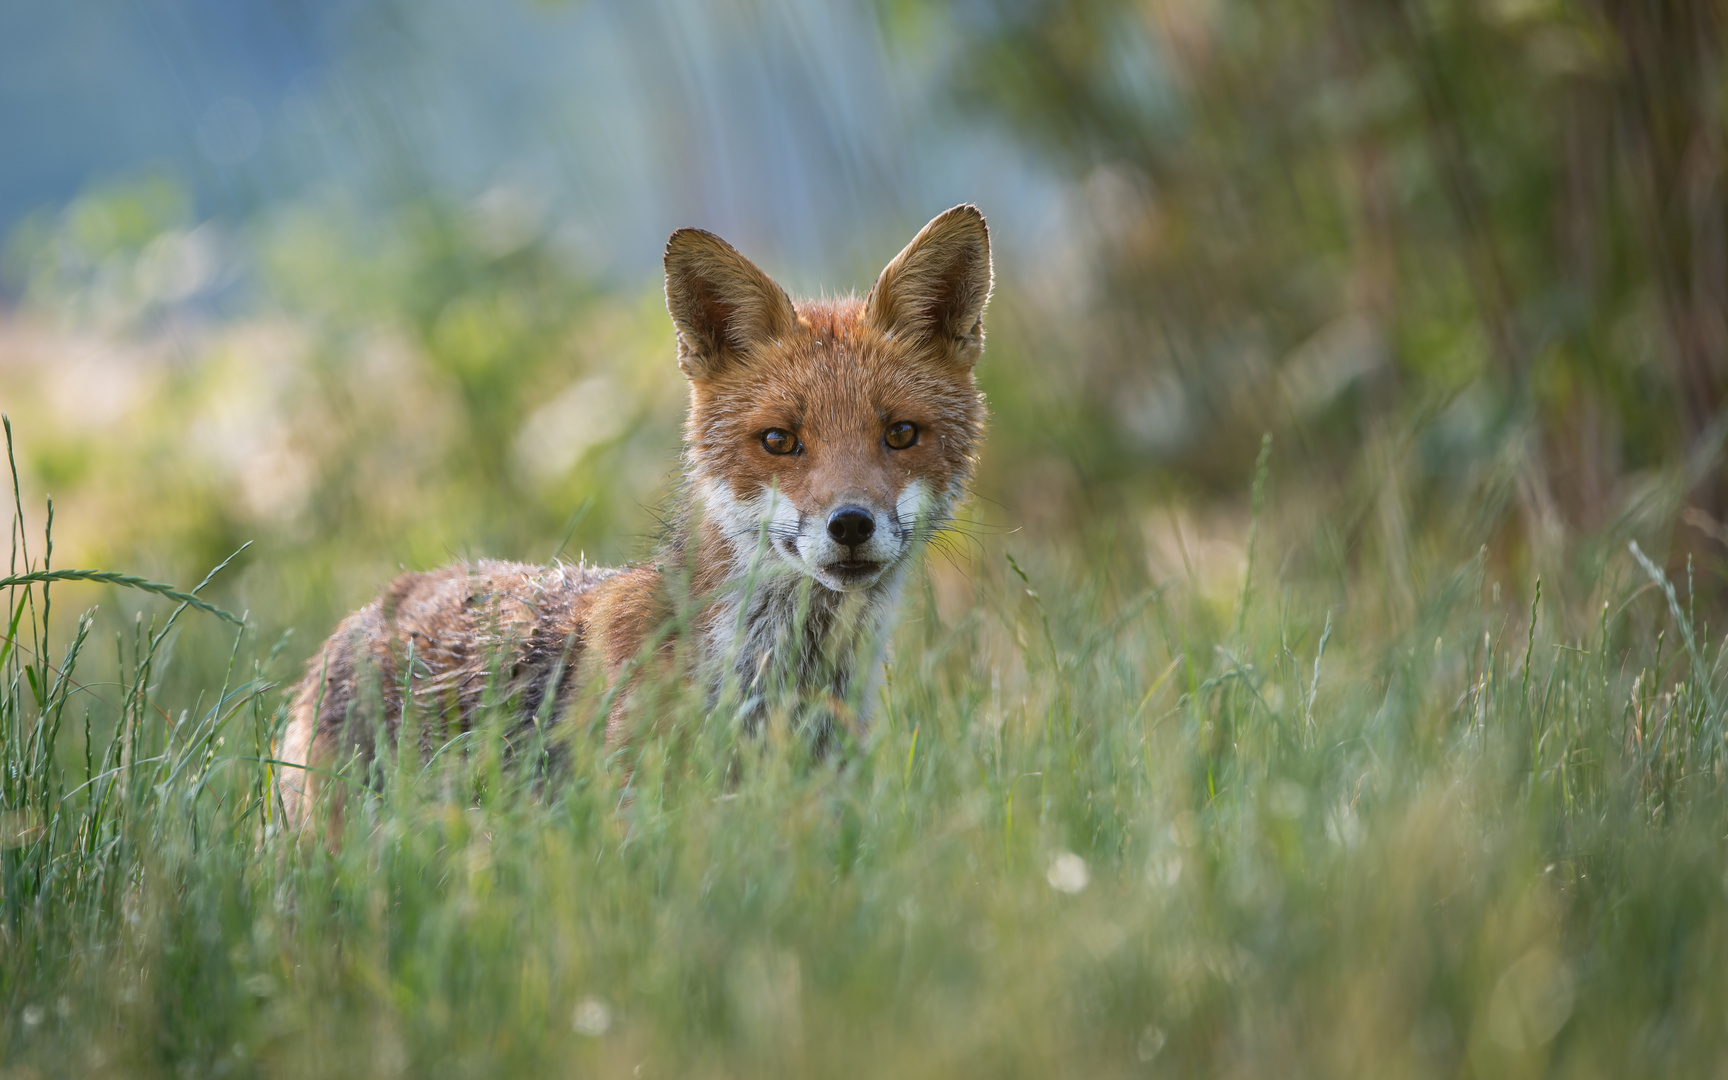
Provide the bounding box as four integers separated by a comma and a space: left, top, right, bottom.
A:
827, 505, 876, 547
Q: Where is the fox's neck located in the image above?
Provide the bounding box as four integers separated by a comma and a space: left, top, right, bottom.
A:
663, 505, 906, 732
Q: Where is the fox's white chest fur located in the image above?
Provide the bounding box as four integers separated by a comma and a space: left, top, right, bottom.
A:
700, 555, 909, 737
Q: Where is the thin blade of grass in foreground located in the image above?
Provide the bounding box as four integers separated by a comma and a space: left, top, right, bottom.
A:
0, 569, 244, 626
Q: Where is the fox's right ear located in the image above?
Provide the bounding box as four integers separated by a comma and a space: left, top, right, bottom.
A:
664, 229, 797, 380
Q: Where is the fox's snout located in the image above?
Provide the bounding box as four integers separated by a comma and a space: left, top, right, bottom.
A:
808, 499, 897, 592
752, 484, 925, 593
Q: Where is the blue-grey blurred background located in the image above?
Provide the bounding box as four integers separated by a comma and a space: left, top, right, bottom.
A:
0, 1, 1058, 286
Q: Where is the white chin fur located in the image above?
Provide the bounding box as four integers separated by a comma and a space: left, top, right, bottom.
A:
813, 565, 888, 593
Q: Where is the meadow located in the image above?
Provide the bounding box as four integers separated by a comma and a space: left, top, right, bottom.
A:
6, 3, 1728, 1074
3, 355, 1726, 1076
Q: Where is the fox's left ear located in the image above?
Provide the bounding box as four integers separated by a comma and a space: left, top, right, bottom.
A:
865, 204, 993, 367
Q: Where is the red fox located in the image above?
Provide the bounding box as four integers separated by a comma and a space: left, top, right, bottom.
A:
277, 205, 992, 823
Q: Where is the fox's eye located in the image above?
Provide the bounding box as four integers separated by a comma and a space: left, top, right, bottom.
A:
885, 421, 918, 450
761, 429, 800, 455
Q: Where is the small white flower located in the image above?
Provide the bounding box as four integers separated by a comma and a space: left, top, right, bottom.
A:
1047, 851, 1089, 894
1487, 948, 1575, 1050
572, 996, 612, 1037
1136, 1024, 1167, 1062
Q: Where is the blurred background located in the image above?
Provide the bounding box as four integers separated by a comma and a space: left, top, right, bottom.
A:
2, 0, 1725, 649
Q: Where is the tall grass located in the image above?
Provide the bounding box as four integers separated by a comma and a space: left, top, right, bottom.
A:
2, 416, 1727, 1079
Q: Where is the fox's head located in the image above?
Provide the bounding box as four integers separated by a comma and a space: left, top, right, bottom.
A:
664, 205, 991, 595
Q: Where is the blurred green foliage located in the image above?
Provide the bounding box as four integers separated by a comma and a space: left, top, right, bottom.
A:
938, 0, 1728, 589
2, 180, 692, 655
4, 0, 1724, 640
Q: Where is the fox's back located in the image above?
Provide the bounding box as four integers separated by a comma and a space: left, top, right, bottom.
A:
277, 559, 630, 818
